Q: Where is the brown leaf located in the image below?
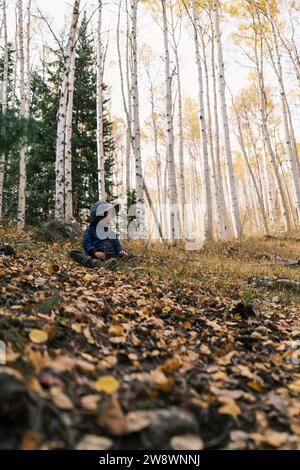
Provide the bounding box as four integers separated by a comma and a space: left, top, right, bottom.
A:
98, 396, 128, 436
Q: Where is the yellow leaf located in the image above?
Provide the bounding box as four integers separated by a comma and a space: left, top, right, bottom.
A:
218, 402, 241, 417
94, 376, 120, 394
288, 380, 300, 393
29, 329, 48, 344
21, 431, 42, 450
160, 357, 182, 373
109, 324, 125, 336
72, 323, 82, 333
247, 381, 263, 393
163, 306, 171, 312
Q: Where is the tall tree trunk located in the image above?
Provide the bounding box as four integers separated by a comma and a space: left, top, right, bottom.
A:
213, 0, 241, 238
161, 0, 179, 242
17, 0, 29, 230
170, 5, 186, 230
236, 111, 269, 235
117, 0, 131, 196
0, 0, 8, 218
96, 0, 106, 201
253, 24, 292, 232
191, 0, 213, 240
64, 48, 76, 221
55, 0, 80, 220
130, 0, 145, 234
150, 83, 163, 228
199, 24, 224, 240
210, 15, 230, 239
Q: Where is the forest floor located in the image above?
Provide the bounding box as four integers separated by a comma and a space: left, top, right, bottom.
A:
0, 228, 299, 450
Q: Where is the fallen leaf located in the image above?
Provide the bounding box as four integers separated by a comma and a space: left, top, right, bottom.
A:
81, 394, 101, 411
126, 411, 151, 433
171, 434, 204, 450
50, 387, 73, 410
76, 435, 113, 450
288, 380, 300, 393
94, 376, 120, 394
21, 431, 42, 450
218, 402, 241, 416
29, 329, 48, 344
97, 396, 128, 435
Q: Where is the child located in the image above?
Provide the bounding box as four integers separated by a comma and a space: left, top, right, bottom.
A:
83, 201, 128, 260
70, 201, 128, 268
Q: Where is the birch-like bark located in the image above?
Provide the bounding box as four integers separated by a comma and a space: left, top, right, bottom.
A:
191, 0, 212, 240
64, 48, 76, 221
96, 0, 106, 201
0, 0, 8, 218
12, 9, 19, 109
55, 0, 80, 220
150, 82, 163, 227
17, 0, 29, 230
213, 0, 241, 238
210, 14, 230, 239
161, 0, 179, 242
253, 22, 292, 231
236, 112, 269, 235
117, 0, 131, 195
199, 25, 224, 240
130, 0, 145, 234
170, 5, 186, 229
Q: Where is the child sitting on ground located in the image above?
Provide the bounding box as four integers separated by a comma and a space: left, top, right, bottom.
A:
70, 201, 128, 268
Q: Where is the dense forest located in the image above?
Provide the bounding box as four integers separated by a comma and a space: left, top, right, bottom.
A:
1, 0, 300, 241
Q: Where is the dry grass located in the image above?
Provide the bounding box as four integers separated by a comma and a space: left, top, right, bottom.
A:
1, 227, 300, 302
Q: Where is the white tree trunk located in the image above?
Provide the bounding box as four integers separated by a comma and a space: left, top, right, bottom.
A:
17, 0, 29, 230
213, 0, 241, 238
199, 24, 225, 240
0, 0, 8, 218
210, 16, 230, 239
236, 113, 269, 235
130, 0, 145, 233
254, 30, 292, 232
55, 0, 81, 220
170, 5, 186, 229
150, 82, 163, 228
64, 48, 76, 221
192, 0, 213, 240
96, 0, 106, 201
117, 0, 131, 196
161, 0, 179, 242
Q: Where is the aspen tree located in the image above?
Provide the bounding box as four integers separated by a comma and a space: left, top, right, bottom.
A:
0, 0, 8, 218
213, 0, 241, 237
96, 0, 106, 200
55, 0, 81, 220
161, 0, 179, 242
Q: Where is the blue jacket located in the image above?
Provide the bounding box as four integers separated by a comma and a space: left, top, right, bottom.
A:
83, 225, 123, 257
